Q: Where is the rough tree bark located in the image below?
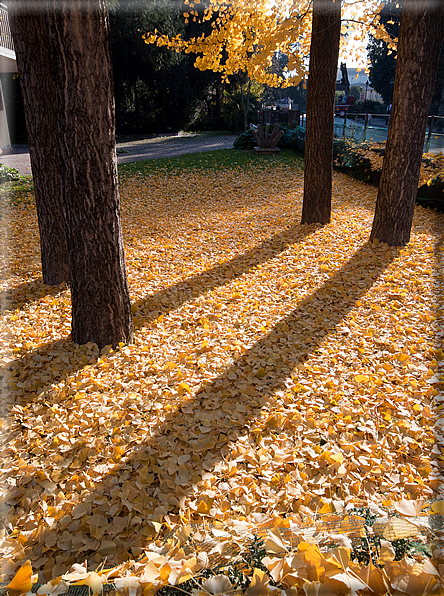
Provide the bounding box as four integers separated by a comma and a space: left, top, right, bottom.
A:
369, 0, 444, 246
44, 0, 134, 347
9, 4, 70, 286
301, 0, 341, 225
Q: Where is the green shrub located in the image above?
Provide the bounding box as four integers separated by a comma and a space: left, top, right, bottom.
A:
347, 100, 387, 115
417, 175, 444, 211
333, 140, 444, 211
233, 129, 255, 150
233, 124, 305, 152
333, 139, 383, 185
0, 164, 21, 184
278, 124, 305, 152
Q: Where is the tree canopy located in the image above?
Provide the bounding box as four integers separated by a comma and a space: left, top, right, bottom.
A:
144, 0, 394, 87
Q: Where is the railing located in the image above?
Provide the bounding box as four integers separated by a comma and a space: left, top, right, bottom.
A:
0, 3, 14, 54
333, 113, 444, 153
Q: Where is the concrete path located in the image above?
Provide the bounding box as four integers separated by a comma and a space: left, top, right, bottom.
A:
0, 133, 237, 177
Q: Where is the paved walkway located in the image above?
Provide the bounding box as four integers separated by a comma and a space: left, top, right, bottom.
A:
3, 130, 442, 177
0, 133, 237, 176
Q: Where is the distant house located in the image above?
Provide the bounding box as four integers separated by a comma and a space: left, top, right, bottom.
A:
0, 2, 17, 152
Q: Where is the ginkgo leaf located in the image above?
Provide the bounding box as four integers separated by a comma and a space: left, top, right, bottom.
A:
327, 534, 353, 550
7, 561, 34, 595
303, 581, 335, 596
245, 569, 271, 596
61, 572, 103, 596
394, 499, 424, 517
354, 374, 368, 383
37, 579, 69, 596
201, 575, 233, 595
178, 382, 191, 393
302, 544, 323, 568
430, 501, 444, 514
114, 574, 141, 596
149, 521, 163, 533
230, 520, 252, 536
324, 570, 369, 595
265, 527, 289, 553
355, 560, 390, 595
318, 501, 332, 514
197, 551, 210, 569
211, 528, 232, 538
422, 559, 440, 576
377, 540, 396, 564
70, 562, 88, 574
139, 561, 161, 584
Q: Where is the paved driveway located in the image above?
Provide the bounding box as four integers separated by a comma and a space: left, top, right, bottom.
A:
0, 133, 237, 176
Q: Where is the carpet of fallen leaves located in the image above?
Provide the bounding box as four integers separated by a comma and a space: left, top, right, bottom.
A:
1, 154, 444, 594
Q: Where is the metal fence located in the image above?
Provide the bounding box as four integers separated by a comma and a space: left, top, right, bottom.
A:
333, 113, 444, 153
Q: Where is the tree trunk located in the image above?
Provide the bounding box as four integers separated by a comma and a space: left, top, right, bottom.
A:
215, 81, 221, 119
134, 78, 141, 131
240, 78, 251, 132
301, 0, 341, 225
369, 0, 444, 246
9, 6, 70, 286
45, 0, 133, 347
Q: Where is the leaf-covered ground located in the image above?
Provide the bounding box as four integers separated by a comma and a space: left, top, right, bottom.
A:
0, 150, 443, 588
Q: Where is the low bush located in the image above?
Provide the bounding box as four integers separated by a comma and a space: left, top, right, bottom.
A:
333, 139, 384, 185
0, 163, 21, 184
233, 129, 255, 150
233, 124, 305, 152
347, 100, 388, 115
333, 140, 444, 211
417, 152, 444, 210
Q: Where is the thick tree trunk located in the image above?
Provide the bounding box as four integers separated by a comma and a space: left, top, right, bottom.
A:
369, 0, 444, 246
301, 0, 341, 225
9, 6, 70, 286
45, 0, 133, 347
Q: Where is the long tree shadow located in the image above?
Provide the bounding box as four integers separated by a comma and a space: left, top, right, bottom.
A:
132, 222, 313, 326
432, 226, 443, 499
120, 242, 400, 475
16, 242, 402, 568
0, 279, 67, 315
1, 222, 314, 404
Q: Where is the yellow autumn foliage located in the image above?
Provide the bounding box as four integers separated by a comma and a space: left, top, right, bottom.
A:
143, 0, 395, 86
